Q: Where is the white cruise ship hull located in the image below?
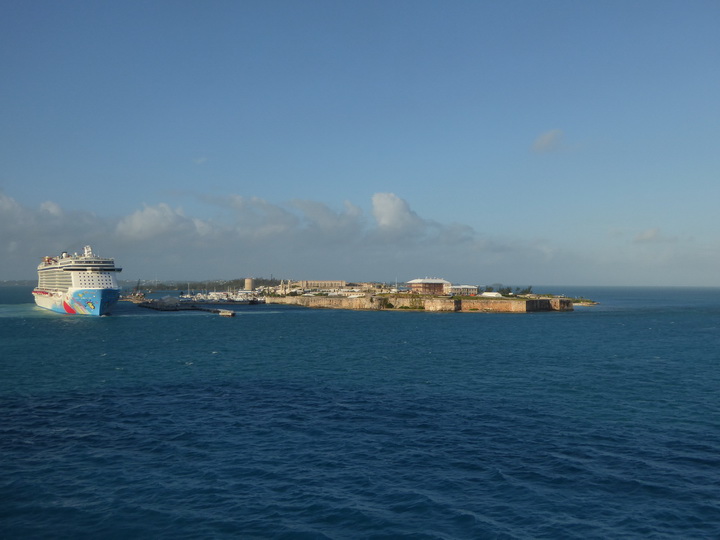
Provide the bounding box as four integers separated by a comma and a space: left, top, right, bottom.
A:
33, 287, 121, 316
34, 245, 122, 316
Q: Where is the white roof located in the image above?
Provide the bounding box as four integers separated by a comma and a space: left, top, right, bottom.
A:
407, 278, 451, 284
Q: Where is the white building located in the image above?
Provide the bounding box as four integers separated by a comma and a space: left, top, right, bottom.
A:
450, 285, 479, 296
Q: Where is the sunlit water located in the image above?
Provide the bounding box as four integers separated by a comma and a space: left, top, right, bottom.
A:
2, 287, 720, 538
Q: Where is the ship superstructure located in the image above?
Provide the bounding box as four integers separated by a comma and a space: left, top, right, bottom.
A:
32, 245, 122, 315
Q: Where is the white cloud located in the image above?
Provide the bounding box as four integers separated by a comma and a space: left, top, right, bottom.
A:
192, 218, 214, 236
633, 228, 678, 244
291, 199, 365, 241
223, 195, 300, 241
372, 192, 425, 233
0, 192, 23, 216
532, 129, 563, 153
40, 201, 63, 216
116, 203, 196, 240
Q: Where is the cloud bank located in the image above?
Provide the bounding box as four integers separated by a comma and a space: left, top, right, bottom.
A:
633, 228, 678, 244
0, 191, 544, 283
0, 190, 714, 286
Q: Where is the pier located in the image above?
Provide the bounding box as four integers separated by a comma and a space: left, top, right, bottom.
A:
136, 300, 236, 316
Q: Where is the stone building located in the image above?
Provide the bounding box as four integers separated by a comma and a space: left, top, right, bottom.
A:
450, 284, 479, 296
406, 278, 452, 295
297, 280, 347, 290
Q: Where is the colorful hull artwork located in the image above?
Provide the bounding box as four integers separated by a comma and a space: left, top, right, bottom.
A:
33, 288, 121, 316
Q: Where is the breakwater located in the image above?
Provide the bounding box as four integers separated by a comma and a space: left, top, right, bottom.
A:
266, 295, 573, 312
136, 300, 235, 316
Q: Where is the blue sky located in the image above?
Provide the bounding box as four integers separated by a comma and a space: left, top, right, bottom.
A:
1, 1, 719, 286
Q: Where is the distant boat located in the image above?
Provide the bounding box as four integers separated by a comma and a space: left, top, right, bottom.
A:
32, 245, 122, 315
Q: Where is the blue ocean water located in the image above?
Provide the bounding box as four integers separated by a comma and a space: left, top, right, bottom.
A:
2, 286, 720, 539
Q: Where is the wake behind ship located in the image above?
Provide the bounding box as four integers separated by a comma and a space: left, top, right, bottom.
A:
32, 245, 122, 315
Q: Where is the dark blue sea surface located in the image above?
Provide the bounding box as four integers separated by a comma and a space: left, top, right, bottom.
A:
2, 287, 720, 538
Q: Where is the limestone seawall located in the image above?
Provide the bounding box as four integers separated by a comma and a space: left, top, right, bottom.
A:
265, 296, 573, 312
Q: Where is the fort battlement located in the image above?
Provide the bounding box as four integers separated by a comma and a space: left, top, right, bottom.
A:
265, 295, 573, 312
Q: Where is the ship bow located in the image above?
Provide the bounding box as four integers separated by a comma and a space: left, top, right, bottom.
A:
66, 288, 121, 315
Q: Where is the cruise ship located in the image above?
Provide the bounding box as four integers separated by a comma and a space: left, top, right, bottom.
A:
32, 246, 122, 315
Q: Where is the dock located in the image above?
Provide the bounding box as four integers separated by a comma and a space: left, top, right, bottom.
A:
137, 300, 235, 316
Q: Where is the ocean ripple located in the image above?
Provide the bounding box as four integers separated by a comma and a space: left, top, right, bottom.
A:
3, 291, 720, 538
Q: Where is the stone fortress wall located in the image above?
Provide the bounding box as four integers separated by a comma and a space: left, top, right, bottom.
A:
266, 295, 573, 312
